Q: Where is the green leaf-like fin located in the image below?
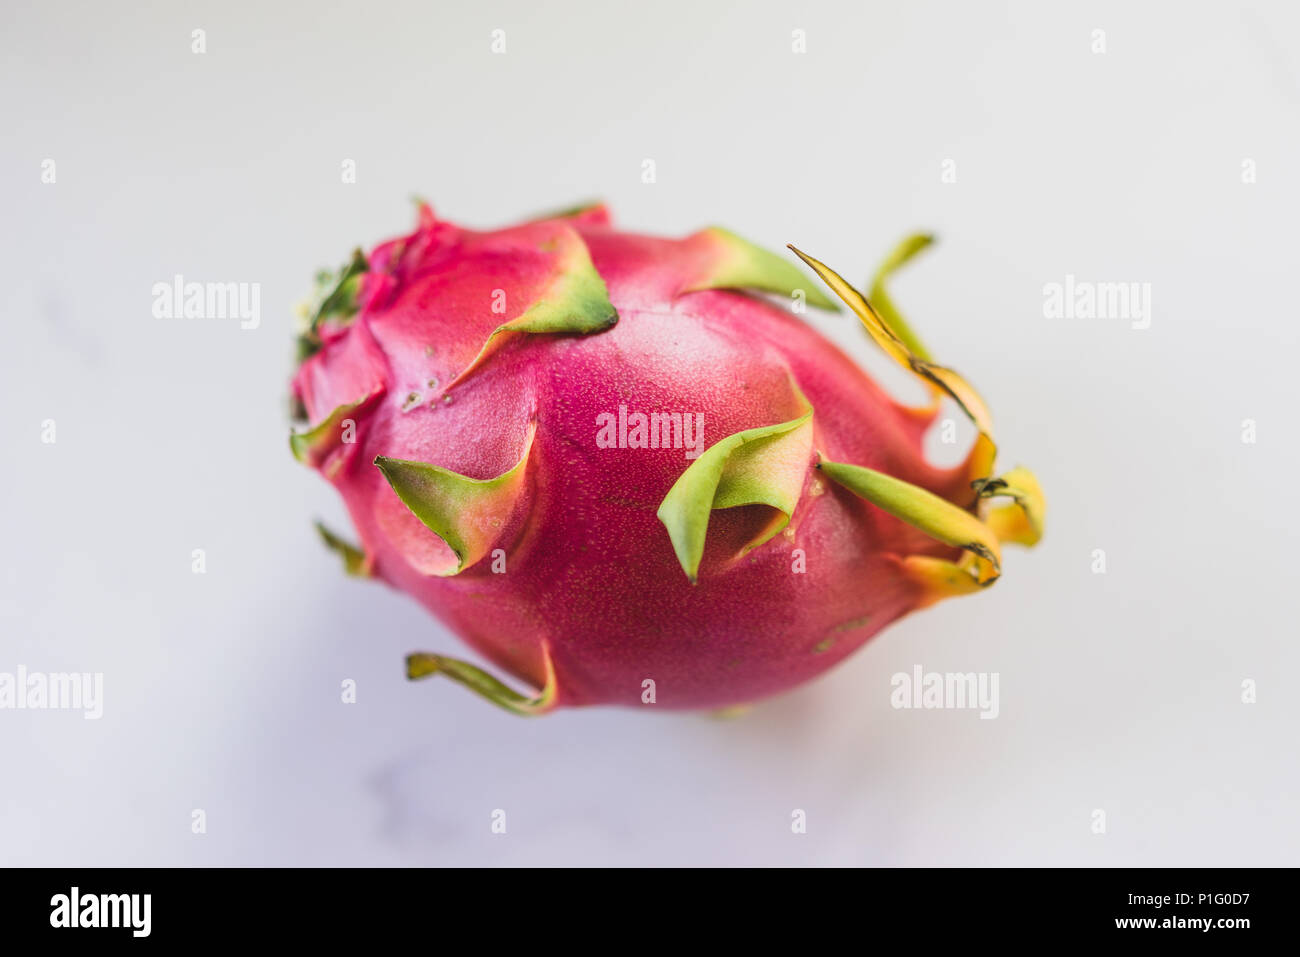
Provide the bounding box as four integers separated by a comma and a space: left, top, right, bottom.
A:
448, 226, 618, 388
817, 458, 1002, 585
657, 386, 815, 583
680, 227, 838, 311
526, 200, 611, 225
373, 424, 536, 576
296, 248, 369, 362
406, 642, 557, 716
289, 389, 380, 475
314, 521, 371, 577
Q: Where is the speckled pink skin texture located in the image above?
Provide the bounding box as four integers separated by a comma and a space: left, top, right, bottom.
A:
293, 206, 977, 710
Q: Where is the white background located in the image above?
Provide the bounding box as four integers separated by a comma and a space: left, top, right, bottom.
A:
2, 0, 1297, 865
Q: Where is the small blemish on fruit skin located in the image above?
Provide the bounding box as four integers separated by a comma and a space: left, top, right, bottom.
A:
831, 614, 872, 634
400, 392, 422, 412
813, 637, 834, 654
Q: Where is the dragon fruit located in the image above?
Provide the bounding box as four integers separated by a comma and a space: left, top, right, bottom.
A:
290, 203, 1043, 714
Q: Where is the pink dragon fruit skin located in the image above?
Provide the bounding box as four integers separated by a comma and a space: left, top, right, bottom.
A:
291, 203, 1043, 713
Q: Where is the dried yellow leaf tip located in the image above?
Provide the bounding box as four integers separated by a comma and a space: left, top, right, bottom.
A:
793, 239, 1045, 604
